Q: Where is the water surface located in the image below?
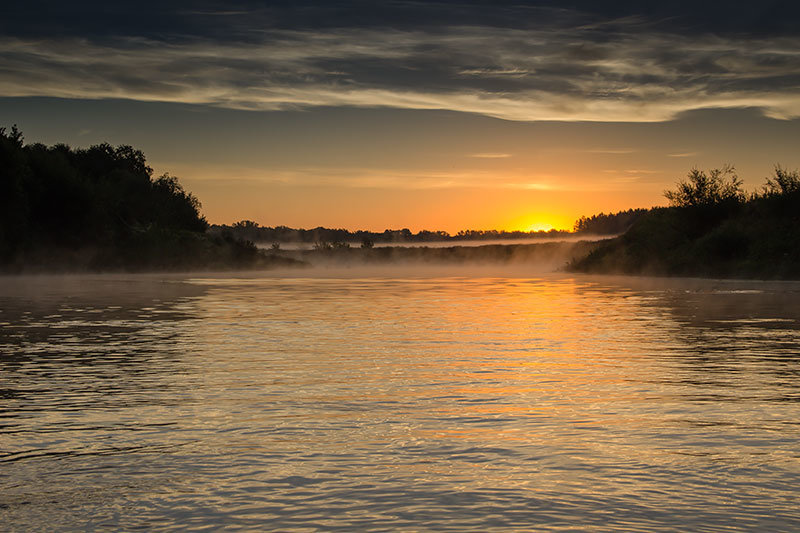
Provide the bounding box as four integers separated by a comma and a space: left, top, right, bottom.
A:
2, 272, 799, 531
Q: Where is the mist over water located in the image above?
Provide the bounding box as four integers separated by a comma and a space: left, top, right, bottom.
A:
259, 239, 601, 277
260, 235, 610, 250
2, 271, 800, 531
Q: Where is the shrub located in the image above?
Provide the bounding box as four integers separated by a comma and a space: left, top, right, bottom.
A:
664, 165, 745, 208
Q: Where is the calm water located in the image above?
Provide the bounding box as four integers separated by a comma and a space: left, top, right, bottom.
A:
2, 270, 800, 531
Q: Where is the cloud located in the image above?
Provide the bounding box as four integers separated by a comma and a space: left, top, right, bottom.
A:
176, 164, 564, 191
470, 153, 512, 159
2, 20, 800, 122
668, 152, 699, 158
600, 169, 665, 185
585, 149, 636, 154
500, 182, 556, 191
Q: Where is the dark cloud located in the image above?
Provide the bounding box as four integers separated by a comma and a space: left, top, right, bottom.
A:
1, 1, 799, 121
6, 1, 800, 40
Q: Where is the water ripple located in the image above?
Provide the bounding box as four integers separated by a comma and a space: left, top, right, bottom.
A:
2, 274, 800, 531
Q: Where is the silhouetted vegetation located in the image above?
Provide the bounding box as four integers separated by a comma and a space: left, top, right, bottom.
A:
572, 166, 800, 279
663, 165, 745, 207
211, 222, 571, 245
218, 211, 643, 247
573, 208, 649, 234
8, 125, 796, 279
0, 126, 301, 272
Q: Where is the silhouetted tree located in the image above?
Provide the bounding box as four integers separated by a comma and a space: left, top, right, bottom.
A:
0, 126, 280, 271
573, 208, 649, 234
573, 164, 800, 279
762, 166, 800, 196
664, 166, 745, 207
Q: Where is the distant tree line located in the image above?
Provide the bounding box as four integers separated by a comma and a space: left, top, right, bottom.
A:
573, 208, 650, 234
211, 222, 574, 246
216, 210, 648, 246
0, 126, 293, 271
573, 165, 800, 278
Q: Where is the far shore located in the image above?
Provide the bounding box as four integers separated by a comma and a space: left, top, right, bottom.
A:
254, 234, 612, 251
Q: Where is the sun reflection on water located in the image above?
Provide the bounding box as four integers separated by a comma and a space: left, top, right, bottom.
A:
1, 273, 800, 530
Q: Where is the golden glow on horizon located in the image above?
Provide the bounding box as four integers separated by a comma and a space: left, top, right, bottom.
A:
507, 212, 573, 233
525, 222, 554, 232
178, 166, 628, 233
156, 139, 702, 234
151, 106, 799, 235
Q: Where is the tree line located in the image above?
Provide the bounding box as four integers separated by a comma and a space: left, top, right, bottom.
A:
572, 165, 800, 278
0, 126, 293, 271
9, 125, 792, 277
217, 211, 647, 246
212, 224, 578, 246
573, 208, 650, 234
210, 222, 608, 246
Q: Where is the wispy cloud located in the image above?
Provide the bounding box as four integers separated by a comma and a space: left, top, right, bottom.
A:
668, 152, 700, 157
177, 164, 564, 191
470, 153, 512, 158
585, 149, 636, 154
610, 176, 642, 183
600, 169, 664, 184
2, 20, 800, 122
500, 182, 556, 190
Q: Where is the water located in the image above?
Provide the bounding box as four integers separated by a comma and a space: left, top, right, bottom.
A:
2, 271, 800, 531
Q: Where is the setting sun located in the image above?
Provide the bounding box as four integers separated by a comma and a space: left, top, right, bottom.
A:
526, 222, 554, 232
506, 212, 573, 233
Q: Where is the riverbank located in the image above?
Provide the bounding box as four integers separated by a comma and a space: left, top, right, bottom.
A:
570, 188, 800, 280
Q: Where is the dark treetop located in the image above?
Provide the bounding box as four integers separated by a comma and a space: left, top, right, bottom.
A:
0, 126, 295, 272
572, 166, 800, 279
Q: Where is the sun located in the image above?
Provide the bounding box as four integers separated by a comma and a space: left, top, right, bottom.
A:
526, 222, 554, 232
509, 213, 570, 233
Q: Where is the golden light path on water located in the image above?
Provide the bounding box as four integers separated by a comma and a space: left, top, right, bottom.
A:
1, 270, 800, 531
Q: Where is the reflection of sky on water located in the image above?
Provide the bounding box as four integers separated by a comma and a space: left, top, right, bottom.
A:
2, 273, 799, 530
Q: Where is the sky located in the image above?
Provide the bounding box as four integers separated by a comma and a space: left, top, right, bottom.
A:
2, 1, 800, 232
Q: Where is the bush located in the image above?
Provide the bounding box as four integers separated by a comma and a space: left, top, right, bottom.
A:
762, 166, 800, 196
664, 165, 745, 208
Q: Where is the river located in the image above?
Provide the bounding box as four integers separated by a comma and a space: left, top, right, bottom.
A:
2, 270, 799, 531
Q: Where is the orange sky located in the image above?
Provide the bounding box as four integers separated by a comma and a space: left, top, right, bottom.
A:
148, 108, 800, 232
3, 101, 799, 233
4, 3, 800, 232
